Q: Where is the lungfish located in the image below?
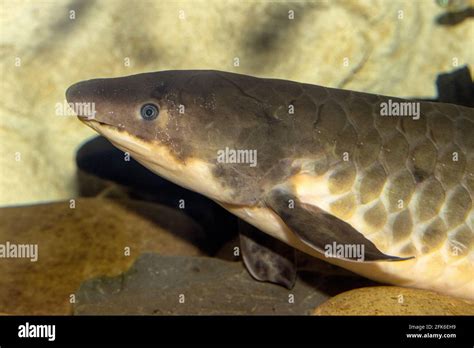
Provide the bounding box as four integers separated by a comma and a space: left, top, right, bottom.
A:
66, 70, 473, 300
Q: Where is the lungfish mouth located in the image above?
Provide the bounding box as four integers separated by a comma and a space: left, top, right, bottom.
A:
79, 117, 121, 130
81, 119, 151, 156
79, 119, 186, 182
77, 115, 236, 205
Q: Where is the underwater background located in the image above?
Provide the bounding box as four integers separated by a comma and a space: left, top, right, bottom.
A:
0, 0, 473, 315
1, 0, 472, 206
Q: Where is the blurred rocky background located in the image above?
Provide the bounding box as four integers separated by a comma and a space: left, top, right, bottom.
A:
1, 0, 472, 205
0, 0, 473, 315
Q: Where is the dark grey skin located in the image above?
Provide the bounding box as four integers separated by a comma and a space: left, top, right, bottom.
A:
66, 70, 359, 205
67, 70, 447, 288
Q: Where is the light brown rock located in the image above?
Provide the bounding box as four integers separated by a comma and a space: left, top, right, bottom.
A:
0, 198, 205, 315
312, 286, 474, 315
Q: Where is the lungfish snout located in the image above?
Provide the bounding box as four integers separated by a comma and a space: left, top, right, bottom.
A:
66, 80, 99, 119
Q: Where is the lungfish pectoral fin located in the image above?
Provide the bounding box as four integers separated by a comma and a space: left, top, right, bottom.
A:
265, 188, 414, 262
239, 219, 297, 289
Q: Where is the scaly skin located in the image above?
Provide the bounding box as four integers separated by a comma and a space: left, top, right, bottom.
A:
281, 84, 474, 300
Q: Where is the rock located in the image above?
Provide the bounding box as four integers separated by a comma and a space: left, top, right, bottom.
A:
312, 286, 474, 315
0, 198, 205, 315
74, 253, 375, 315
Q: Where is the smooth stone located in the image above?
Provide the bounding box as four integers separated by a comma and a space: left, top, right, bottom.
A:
74, 253, 374, 315
312, 286, 474, 315
0, 198, 205, 315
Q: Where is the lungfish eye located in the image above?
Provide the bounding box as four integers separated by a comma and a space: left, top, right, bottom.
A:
140, 103, 159, 120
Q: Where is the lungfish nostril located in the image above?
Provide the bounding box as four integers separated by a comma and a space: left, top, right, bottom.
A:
65, 86, 76, 106
65, 81, 97, 119
66, 81, 87, 104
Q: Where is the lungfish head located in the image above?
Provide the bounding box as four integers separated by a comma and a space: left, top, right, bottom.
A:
66, 70, 284, 204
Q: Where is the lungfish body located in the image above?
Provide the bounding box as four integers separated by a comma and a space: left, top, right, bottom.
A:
66, 70, 473, 300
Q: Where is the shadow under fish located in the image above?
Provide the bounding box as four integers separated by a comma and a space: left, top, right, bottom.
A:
76, 136, 238, 255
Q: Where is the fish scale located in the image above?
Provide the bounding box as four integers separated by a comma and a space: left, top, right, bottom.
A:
286, 85, 473, 298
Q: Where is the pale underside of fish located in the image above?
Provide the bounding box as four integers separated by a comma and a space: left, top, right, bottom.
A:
66, 70, 474, 300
